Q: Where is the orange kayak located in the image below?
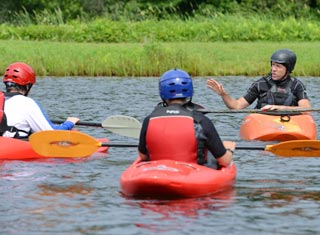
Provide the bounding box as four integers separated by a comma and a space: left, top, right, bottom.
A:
240, 113, 317, 141
0, 136, 109, 160
120, 158, 236, 199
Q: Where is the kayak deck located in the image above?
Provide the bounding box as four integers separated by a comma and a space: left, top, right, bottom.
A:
240, 113, 317, 141
120, 158, 236, 199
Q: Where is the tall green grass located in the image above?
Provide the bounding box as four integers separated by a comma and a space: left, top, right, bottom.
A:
1, 40, 319, 77
1, 15, 319, 42
1, 12, 319, 77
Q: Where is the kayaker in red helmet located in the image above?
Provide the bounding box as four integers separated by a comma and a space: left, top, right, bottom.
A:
0, 92, 5, 135
138, 68, 235, 168
207, 49, 310, 111
0, 62, 79, 139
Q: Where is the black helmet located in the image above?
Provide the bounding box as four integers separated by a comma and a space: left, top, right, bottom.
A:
270, 49, 297, 73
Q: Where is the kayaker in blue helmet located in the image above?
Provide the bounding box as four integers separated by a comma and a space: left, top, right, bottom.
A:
1, 62, 79, 139
207, 49, 310, 111
138, 68, 235, 168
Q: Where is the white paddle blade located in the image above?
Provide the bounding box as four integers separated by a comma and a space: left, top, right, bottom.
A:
102, 115, 142, 138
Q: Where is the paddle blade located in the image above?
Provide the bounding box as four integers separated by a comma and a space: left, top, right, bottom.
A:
29, 130, 101, 158
266, 140, 320, 157
102, 115, 142, 138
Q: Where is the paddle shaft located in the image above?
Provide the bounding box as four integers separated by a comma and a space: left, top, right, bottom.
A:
236, 146, 264, 150
99, 142, 266, 150
52, 120, 102, 127
98, 142, 320, 157
101, 143, 138, 147
197, 108, 319, 114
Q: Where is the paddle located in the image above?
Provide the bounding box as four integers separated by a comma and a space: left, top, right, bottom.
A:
29, 130, 138, 158
30, 130, 320, 158
51, 115, 142, 138
197, 108, 319, 115
236, 140, 320, 157
102, 115, 142, 138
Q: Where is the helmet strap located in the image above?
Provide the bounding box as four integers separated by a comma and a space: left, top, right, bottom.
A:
23, 84, 32, 96
279, 70, 290, 81
164, 97, 191, 106
162, 99, 168, 106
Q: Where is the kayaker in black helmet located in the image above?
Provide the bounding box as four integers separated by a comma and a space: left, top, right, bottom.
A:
138, 68, 235, 168
1, 62, 79, 139
206, 49, 310, 111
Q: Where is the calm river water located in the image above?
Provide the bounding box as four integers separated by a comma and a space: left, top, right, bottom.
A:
0, 76, 319, 235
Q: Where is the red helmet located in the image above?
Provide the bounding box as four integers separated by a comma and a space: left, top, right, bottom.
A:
3, 62, 36, 85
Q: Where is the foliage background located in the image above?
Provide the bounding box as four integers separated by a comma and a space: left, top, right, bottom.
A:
0, 0, 319, 24
0, 0, 319, 76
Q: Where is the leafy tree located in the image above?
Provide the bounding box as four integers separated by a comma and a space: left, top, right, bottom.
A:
0, 0, 319, 24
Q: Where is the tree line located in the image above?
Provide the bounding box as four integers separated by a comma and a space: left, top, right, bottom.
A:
0, 0, 319, 24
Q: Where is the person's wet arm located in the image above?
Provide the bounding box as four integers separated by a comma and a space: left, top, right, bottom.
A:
207, 78, 250, 110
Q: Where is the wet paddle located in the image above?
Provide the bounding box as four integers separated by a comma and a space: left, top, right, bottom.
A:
101, 115, 141, 138
29, 130, 138, 158
236, 140, 320, 157
30, 130, 320, 158
51, 115, 142, 138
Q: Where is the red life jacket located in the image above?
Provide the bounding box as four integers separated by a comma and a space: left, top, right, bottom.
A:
146, 115, 197, 163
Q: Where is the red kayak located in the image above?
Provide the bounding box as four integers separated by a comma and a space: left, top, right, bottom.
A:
120, 158, 236, 199
240, 113, 317, 141
0, 136, 109, 160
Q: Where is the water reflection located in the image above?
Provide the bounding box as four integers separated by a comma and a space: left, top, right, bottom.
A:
248, 188, 320, 203
128, 188, 236, 232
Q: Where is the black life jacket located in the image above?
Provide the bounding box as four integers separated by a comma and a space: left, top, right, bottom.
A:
0, 91, 7, 135
256, 75, 297, 109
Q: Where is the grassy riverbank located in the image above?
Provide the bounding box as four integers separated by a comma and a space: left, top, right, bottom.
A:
1, 40, 319, 77
1, 13, 319, 77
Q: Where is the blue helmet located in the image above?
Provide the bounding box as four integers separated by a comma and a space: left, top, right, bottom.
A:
159, 69, 193, 100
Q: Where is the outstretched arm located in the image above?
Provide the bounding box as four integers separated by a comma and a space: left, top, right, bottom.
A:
207, 79, 250, 110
